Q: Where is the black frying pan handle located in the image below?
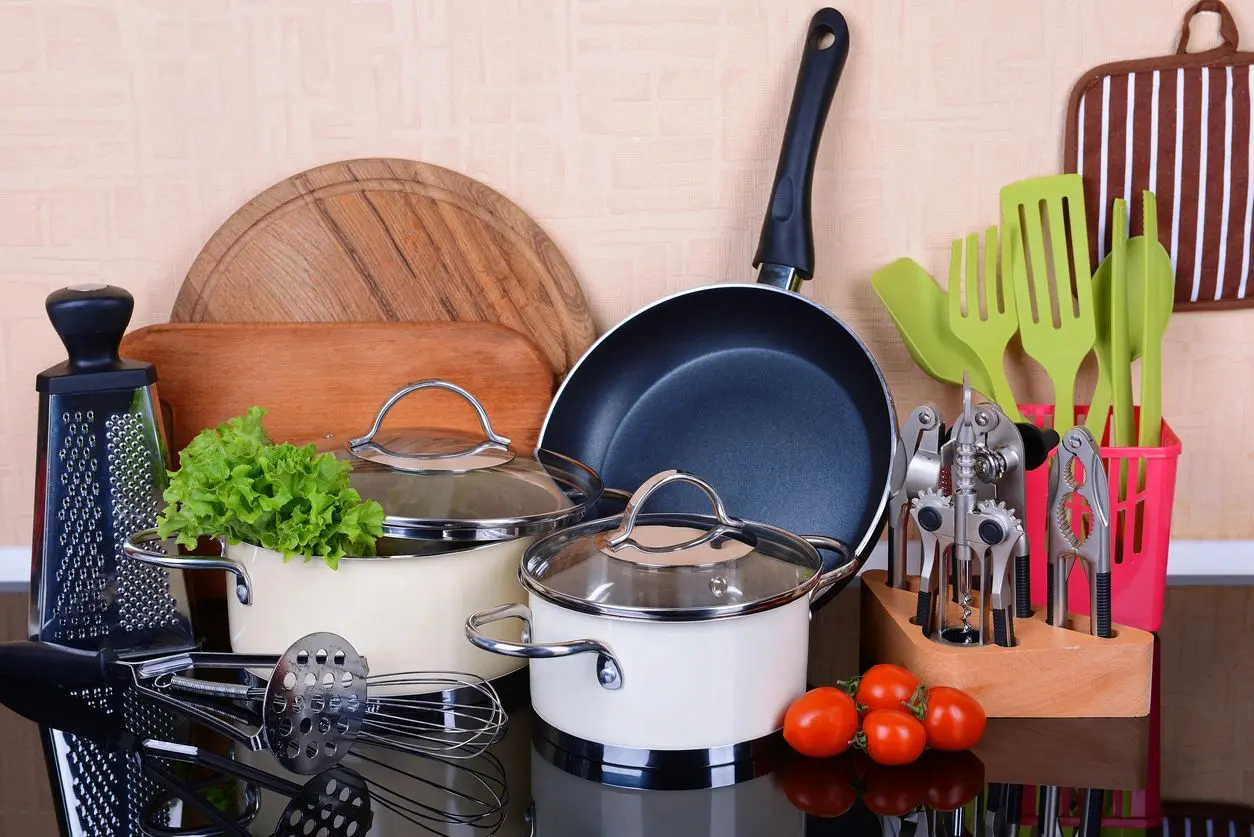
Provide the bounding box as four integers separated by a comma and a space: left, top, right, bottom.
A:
754, 8, 850, 284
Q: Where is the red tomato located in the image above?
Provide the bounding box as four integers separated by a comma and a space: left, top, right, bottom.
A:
776, 754, 859, 818
861, 761, 926, 816
847, 664, 922, 714
857, 709, 927, 766
914, 686, 987, 751
783, 687, 860, 758
918, 750, 986, 809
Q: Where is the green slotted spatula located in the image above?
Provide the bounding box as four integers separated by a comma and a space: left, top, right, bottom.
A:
1000, 174, 1097, 430
948, 224, 1026, 423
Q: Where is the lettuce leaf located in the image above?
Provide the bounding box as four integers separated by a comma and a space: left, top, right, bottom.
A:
156, 407, 384, 569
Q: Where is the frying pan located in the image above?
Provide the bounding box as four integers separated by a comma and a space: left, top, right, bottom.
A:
540, 8, 895, 606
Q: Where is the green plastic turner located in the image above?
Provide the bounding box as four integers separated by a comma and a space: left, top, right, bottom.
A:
1138, 192, 1173, 448
1001, 174, 1097, 429
871, 258, 995, 398
948, 225, 1026, 423
1110, 198, 1136, 448
1085, 192, 1174, 446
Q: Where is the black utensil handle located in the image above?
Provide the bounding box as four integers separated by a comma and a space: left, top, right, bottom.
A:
0, 641, 119, 687
1005, 784, 1024, 828
1046, 562, 1057, 625
1095, 571, 1113, 638
1016, 423, 1061, 472
753, 8, 849, 281
993, 609, 1014, 648
44, 284, 135, 373
1014, 554, 1032, 618
1081, 789, 1105, 837
915, 589, 933, 635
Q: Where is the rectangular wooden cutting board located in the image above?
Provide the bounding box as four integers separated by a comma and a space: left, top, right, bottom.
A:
120, 321, 556, 457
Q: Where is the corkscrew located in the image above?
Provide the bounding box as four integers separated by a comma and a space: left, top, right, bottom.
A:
907, 376, 1057, 648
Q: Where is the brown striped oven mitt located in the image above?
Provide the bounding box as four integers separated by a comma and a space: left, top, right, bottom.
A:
1064, 0, 1254, 310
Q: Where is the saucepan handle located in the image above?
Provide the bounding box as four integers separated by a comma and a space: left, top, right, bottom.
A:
124, 528, 251, 606
805, 535, 859, 608
465, 603, 624, 691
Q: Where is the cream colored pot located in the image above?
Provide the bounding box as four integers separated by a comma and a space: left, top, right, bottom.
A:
466, 470, 860, 754
125, 380, 601, 682
126, 534, 532, 680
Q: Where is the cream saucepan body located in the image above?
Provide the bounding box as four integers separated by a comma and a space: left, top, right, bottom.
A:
465, 470, 859, 754
126, 380, 602, 682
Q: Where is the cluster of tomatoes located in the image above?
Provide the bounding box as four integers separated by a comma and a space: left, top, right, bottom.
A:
782, 664, 987, 766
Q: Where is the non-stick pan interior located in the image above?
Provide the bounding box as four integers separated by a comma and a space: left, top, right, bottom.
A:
541, 284, 894, 570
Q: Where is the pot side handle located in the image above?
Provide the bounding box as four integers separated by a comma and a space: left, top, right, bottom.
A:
805, 536, 859, 607
123, 528, 252, 606
464, 603, 624, 691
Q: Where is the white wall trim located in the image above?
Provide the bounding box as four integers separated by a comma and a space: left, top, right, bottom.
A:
4, 540, 1252, 589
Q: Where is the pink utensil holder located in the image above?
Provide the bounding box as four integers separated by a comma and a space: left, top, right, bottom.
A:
1021, 405, 1181, 634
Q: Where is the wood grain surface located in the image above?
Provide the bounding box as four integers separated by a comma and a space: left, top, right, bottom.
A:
170, 158, 595, 376
859, 570, 1154, 719
119, 322, 556, 457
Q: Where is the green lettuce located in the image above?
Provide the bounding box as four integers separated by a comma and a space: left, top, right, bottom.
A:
156, 407, 385, 569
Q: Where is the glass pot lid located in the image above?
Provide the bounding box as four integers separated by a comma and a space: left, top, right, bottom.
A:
520, 470, 851, 621
323, 380, 602, 542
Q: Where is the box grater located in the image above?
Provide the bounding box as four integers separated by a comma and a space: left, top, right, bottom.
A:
30, 284, 195, 836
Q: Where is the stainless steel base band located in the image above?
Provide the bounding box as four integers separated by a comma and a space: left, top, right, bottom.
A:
531, 716, 787, 790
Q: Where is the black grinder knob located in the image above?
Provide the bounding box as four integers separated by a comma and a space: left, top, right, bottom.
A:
46, 284, 134, 373
1016, 422, 1062, 471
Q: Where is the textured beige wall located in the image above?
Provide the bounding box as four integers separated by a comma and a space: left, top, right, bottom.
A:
0, 0, 1250, 545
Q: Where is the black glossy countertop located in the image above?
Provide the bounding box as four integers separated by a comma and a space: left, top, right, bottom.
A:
6, 582, 1254, 837
2, 682, 1170, 837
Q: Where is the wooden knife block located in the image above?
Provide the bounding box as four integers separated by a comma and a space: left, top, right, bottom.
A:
860, 569, 1153, 718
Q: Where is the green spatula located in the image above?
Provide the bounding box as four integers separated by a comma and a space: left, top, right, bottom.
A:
1001, 175, 1097, 429
948, 225, 1026, 423
871, 258, 996, 399
1138, 193, 1172, 448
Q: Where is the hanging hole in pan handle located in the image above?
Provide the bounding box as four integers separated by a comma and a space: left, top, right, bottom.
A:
349, 380, 510, 451
1177, 0, 1239, 54
124, 528, 251, 606
604, 469, 745, 555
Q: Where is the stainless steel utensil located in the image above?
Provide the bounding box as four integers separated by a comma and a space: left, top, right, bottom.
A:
0, 632, 509, 775
1047, 427, 1113, 638
909, 384, 1037, 648
888, 405, 944, 590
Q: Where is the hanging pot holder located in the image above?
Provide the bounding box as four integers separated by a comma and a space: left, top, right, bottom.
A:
1064, 0, 1254, 310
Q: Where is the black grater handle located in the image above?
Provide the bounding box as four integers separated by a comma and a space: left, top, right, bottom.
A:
0, 640, 121, 687
1095, 571, 1113, 638
1015, 554, 1032, 618
45, 284, 134, 373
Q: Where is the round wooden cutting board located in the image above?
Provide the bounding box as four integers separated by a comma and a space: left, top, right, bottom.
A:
172, 158, 595, 375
